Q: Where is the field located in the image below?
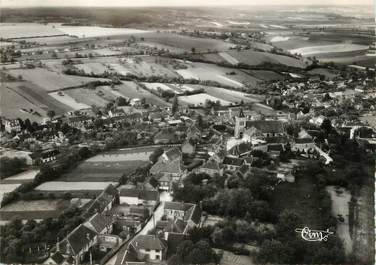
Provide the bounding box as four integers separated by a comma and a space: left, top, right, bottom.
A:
55, 25, 149, 38
7, 68, 108, 91
178, 93, 231, 106
246, 70, 283, 81
0, 184, 21, 204
226, 50, 305, 68
135, 32, 234, 52
270, 175, 323, 228
175, 62, 259, 88
65, 87, 115, 107
0, 170, 39, 184
0, 23, 63, 39
49, 91, 91, 110
110, 81, 171, 107
0, 199, 71, 221
56, 147, 155, 182
290, 44, 368, 56
35, 181, 117, 191
202, 86, 263, 103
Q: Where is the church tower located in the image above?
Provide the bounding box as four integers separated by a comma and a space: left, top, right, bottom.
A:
234, 108, 247, 138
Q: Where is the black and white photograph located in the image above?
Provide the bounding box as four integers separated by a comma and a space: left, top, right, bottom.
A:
0, 0, 375, 264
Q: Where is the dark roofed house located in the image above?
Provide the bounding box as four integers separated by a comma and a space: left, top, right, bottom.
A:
59, 224, 97, 264
197, 159, 222, 177
85, 184, 117, 215
84, 213, 113, 234
267, 144, 285, 157
43, 252, 66, 265
129, 235, 167, 261
119, 187, 159, 207
222, 156, 244, 171
246, 120, 285, 137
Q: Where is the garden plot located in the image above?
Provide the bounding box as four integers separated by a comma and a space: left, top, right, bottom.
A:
247, 70, 283, 81
55, 25, 149, 38
178, 93, 231, 107
49, 92, 90, 110
35, 181, 117, 191
8, 68, 107, 91
176, 69, 199, 80
109, 63, 136, 76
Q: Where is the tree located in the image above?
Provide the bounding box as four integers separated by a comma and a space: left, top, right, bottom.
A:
320, 118, 332, 135
191, 47, 196, 53
171, 96, 179, 114
257, 239, 294, 264
47, 110, 55, 120
277, 210, 303, 239
149, 147, 164, 164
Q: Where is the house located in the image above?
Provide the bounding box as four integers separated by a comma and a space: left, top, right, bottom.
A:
85, 184, 118, 215
155, 174, 172, 191
149, 112, 164, 122
59, 224, 97, 264
163, 202, 202, 233
150, 158, 183, 183
30, 149, 60, 165
291, 138, 316, 153
154, 129, 177, 144
119, 188, 159, 207
67, 116, 93, 129
108, 108, 126, 118
197, 159, 222, 177
186, 124, 201, 141
161, 147, 182, 162
129, 235, 168, 261
228, 142, 253, 157
222, 156, 244, 171
234, 110, 285, 138
43, 252, 71, 265
267, 144, 285, 157
84, 213, 113, 235
4, 119, 21, 133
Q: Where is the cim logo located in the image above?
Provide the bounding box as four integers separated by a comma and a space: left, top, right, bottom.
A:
295, 227, 334, 242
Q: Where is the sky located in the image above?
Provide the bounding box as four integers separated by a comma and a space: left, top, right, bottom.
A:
1, 0, 374, 7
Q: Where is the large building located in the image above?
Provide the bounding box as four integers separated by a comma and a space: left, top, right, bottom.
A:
234, 109, 285, 139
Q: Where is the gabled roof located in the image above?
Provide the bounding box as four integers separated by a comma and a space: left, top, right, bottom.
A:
200, 159, 220, 171
119, 188, 159, 202
164, 202, 194, 212
267, 144, 284, 152
246, 120, 284, 134
222, 156, 244, 166
48, 252, 65, 264
130, 235, 167, 251
85, 213, 112, 234
150, 159, 182, 175
66, 224, 97, 255
164, 147, 182, 161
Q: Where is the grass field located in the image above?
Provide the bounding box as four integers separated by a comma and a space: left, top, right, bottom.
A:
290, 44, 368, 56
0, 23, 63, 39
0, 199, 71, 221
65, 87, 115, 108
178, 93, 231, 106
49, 91, 91, 110
203, 86, 263, 104
136, 32, 234, 52
0, 184, 21, 204
35, 181, 117, 191
56, 25, 149, 38
227, 50, 305, 68
270, 175, 324, 228
8, 68, 107, 91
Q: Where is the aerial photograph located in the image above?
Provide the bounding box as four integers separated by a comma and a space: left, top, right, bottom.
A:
0, 0, 375, 264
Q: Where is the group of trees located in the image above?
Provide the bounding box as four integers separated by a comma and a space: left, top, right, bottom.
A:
0, 207, 83, 263
0, 157, 27, 179
168, 240, 218, 265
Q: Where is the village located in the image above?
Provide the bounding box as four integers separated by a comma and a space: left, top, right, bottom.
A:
0, 5, 375, 265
